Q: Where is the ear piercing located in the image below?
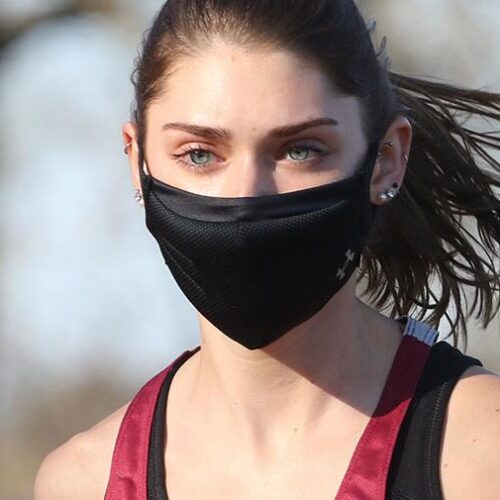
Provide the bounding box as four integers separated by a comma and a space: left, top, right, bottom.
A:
377, 141, 409, 163
375, 141, 407, 202
378, 182, 400, 202
134, 188, 144, 207
124, 143, 143, 207
377, 141, 395, 159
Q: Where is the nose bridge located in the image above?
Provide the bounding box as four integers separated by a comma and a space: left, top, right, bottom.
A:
223, 153, 277, 197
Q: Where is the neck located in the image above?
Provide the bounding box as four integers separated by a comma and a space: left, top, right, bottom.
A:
183, 279, 404, 458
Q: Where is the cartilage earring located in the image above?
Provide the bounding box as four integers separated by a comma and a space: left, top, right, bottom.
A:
134, 188, 144, 207
377, 141, 395, 160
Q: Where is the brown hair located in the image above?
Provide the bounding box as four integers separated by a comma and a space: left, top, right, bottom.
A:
130, 0, 500, 350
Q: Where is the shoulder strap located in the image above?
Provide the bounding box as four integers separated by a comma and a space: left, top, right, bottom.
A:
147, 345, 201, 500
336, 317, 438, 500
104, 348, 199, 500
386, 341, 483, 500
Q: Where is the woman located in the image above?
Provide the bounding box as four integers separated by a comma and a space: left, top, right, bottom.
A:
35, 0, 500, 498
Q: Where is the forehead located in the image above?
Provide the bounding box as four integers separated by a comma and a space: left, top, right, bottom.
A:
147, 42, 363, 140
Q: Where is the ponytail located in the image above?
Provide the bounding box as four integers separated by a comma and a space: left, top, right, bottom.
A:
361, 73, 500, 350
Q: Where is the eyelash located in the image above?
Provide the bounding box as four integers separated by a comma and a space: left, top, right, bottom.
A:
170, 142, 328, 174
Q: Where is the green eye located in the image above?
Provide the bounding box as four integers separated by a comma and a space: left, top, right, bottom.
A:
171, 143, 328, 174
286, 144, 326, 163
188, 149, 213, 165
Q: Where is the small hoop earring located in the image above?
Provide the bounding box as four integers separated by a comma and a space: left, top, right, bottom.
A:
124, 141, 132, 155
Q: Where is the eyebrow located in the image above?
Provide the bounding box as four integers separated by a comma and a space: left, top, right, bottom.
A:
161, 117, 339, 141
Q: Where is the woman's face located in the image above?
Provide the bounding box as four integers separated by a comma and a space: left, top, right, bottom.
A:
141, 41, 370, 198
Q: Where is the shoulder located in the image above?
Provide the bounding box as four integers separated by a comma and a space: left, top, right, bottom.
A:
441, 364, 500, 499
34, 402, 131, 500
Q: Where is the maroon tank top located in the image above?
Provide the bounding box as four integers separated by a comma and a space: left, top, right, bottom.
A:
104, 316, 438, 499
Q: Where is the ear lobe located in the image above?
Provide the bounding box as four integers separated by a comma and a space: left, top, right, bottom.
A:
122, 122, 141, 190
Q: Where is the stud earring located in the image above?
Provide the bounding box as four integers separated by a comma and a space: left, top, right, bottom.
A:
134, 188, 144, 207
377, 183, 399, 202
377, 141, 396, 159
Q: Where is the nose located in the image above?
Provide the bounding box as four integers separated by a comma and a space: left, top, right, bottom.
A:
220, 155, 278, 197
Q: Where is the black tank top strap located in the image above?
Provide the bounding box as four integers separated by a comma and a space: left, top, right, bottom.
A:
147, 346, 200, 500
144, 328, 484, 500
386, 340, 483, 499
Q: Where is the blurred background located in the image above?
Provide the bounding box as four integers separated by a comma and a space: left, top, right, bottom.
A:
0, 1, 499, 498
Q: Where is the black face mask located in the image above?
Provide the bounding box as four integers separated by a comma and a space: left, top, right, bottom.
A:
138, 142, 380, 350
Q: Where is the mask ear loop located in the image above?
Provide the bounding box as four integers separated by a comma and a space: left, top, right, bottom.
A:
137, 142, 151, 201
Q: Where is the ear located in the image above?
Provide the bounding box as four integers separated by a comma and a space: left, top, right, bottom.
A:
122, 121, 141, 193
369, 115, 412, 205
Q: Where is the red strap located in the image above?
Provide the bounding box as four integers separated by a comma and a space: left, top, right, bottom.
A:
104, 333, 431, 500
104, 349, 195, 500
335, 335, 431, 499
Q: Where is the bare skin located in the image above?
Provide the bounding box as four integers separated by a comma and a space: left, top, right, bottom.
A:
34, 41, 500, 499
